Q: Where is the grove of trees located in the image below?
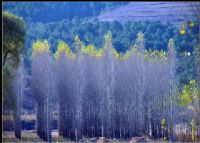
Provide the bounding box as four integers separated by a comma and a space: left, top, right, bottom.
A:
23, 19, 199, 89
3, 3, 199, 143
29, 31, 189, 141
3, 4, 199, 87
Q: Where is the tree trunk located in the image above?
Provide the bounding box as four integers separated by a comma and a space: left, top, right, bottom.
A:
14, 108, 21, 140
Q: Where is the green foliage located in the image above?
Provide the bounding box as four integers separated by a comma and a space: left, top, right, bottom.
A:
3, 11, 25, 67
162, 118, 165, 129
190, 118, 196, 142
193, 46, 200, 84
161, 118, 167, 141
179, 80, 198, 107
175, 20, 199, 53
175, 80, 199, 139
3, 11, 25, 110
24, 20, 191, 53
164, 137, 167, 141
3, 3, 199, 87
3, 2, 128, 23
176, 53, 197, 87
145, 50, 167, 62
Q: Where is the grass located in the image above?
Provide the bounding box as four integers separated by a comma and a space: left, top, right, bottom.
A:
3, 131, 165, 143
2, 131, 73, 143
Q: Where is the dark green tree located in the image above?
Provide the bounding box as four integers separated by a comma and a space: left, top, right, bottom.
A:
3, 11, 25, 111
3, 11, 25, 140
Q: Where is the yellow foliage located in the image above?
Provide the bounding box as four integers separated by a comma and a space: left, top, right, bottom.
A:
179, 80, 198, 107
189, 21, 194, 27
181, 24, 186, 29
32, 32, 169, 63
104, 31, 112, 43
179, 29, 186, 35
168, 39, 174, 49
96, 48, 103, 57
136, 31, 144, 42
54, 40, 75, 59
189, 79, 196, 85
123, 51, 131, 60
122, 44, 138, 60
75, 35, 84, 52
75, 35, 79, 41
121, 44, 167, 62
112, 48, 121, 59
81, 44, 103, 58
144, 50, 167, 62
82, 44, 96, 56
32, 40, 50, 57
162, 118, 165, 129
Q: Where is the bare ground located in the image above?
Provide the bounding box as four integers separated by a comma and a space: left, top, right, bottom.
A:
3, 130, 165, 143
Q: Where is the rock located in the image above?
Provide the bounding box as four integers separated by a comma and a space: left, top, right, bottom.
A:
90, 137, 98, 142
130, 137, 150, 143
112, 138, 120, 142
97, 137, 110, 143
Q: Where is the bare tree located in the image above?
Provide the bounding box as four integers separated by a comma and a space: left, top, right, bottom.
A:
74, 36, 85, 140
30, 32, 179, 141
56, 52, 76, 140
167, 39, 176, 141
32, 47, 54, 142
12, 56, 25, 140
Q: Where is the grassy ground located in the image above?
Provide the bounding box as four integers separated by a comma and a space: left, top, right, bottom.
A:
4, 130, 199, 143
3, 131, 159, 143
3, 131, 73, 143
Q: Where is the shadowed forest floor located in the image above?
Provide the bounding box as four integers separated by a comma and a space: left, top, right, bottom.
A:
3, 131, 165, 143
3, 115, 198, 142
3, 131, 72, 142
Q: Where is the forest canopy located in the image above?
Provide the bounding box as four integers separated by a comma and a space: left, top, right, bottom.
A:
2, 2, 128, 23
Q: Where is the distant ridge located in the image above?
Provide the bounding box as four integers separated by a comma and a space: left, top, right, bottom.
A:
98, 2, 200, 26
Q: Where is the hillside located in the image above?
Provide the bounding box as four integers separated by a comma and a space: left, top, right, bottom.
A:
98, 2, 200, 26
2, 2, 128, 23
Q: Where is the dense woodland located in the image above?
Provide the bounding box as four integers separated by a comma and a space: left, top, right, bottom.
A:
3, 2, 199, 86
2, 2, 128, 23
2, 2, 200, 142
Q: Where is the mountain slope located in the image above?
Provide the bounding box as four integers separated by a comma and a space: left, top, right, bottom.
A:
2, 2, 129, 23
98, 2, 200, 26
